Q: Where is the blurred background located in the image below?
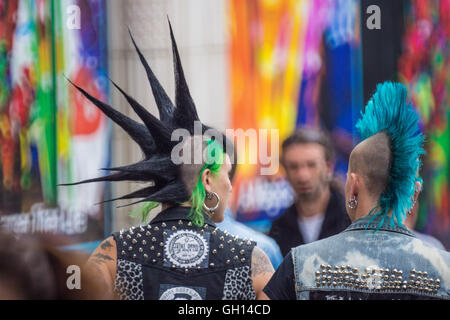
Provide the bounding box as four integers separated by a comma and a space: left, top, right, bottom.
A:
0, 0, 448, 252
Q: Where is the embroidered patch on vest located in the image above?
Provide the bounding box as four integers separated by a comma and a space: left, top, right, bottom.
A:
222, 266, 256, 300
159, 284, 206, 300
163, 229, 210, 268
114, 259, 144, 300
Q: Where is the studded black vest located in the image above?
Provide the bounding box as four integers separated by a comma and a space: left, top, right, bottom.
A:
111, 206, 257, 300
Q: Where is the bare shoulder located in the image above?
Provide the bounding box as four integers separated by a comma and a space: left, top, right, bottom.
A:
250, 246, 274, 299
251, 246, 275, 277
84, 236, 117, 297
88, 236, 117, 266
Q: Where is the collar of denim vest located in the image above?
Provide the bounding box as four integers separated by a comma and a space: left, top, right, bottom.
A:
343, 212, 415, 237
151, 205, 217, 228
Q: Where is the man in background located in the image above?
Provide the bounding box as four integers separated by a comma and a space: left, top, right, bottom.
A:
269, 128, 350, 256
261, 82, 449, 300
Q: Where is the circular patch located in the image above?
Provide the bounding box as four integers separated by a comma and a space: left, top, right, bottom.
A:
159, 286, 203, 300
164, 229, 209, 268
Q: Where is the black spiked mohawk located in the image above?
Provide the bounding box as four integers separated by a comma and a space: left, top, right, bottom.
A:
168, 19, 200, 134
61, 20, 232, 208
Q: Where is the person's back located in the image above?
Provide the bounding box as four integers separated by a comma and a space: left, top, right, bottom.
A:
404, 200, 446, 251
261, 82, 449, 300
64, 22, 274, 300
290, 214, 449, 300
112, 206, 258, 300
411, 230, 446, 251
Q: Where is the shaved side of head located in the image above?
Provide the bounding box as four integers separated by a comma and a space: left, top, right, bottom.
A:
349, 132, 391, 198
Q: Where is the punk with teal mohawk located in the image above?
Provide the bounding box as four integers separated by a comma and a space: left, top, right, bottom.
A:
356, 81, 425, 228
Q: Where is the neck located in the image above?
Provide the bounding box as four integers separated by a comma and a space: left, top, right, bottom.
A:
295, 186, 330, 218
351, 193, 380, 221
178, 202, 215, 219
404, 217, 415, 230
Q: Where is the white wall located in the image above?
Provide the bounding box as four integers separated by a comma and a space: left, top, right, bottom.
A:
107, 0, 229, 230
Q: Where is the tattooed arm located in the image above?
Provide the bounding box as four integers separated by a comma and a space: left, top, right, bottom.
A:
84, 236, 117, 299
251, 246, 274, 299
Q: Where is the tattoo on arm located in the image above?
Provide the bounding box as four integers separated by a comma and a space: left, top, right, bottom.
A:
251, 247, 275, 277
89, 252, 114, 267
93, 253, 114, 261
84, 238, 117, 297
88, 238, 116, 266
100, 240, 113, 250
92, 253, 114, 264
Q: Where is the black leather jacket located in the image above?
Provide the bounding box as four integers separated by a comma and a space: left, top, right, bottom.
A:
112, 206, 256, 300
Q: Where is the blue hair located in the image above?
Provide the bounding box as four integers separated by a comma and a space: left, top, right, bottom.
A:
356, 82, 425, 229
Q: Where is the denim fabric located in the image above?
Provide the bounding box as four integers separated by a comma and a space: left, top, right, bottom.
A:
291, 214, 450, 300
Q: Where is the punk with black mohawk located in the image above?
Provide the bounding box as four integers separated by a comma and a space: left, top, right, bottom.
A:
62, 20, 233, 225
71, 21, 274, 300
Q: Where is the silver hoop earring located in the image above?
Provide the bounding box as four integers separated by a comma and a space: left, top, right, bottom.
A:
347, 195, 358, 210
203, 192, 220, 214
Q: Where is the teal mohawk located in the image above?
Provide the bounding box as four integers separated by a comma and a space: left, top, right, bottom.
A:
356, 82, 425, 228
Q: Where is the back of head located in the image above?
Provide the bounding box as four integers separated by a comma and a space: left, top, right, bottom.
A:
349, 132, 391, 198
355, 82, 425, 227
0, 228, 109, 299
0, 230, 56, 299
178, 132, 233, 194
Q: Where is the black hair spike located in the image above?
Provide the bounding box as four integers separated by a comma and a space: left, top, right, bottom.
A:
168, 18, 200, 134
128, 28, 175, 126
67, 78, 157, 157
61, 21, 232, 208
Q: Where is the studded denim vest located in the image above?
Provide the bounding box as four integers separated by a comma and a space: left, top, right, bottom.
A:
111, 206, 256, 300
291, 214, 450, 300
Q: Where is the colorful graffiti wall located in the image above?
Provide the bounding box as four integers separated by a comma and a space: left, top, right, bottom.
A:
398, 0, 450, 248
0, 0, 110, 245
229, 0, 363, 232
